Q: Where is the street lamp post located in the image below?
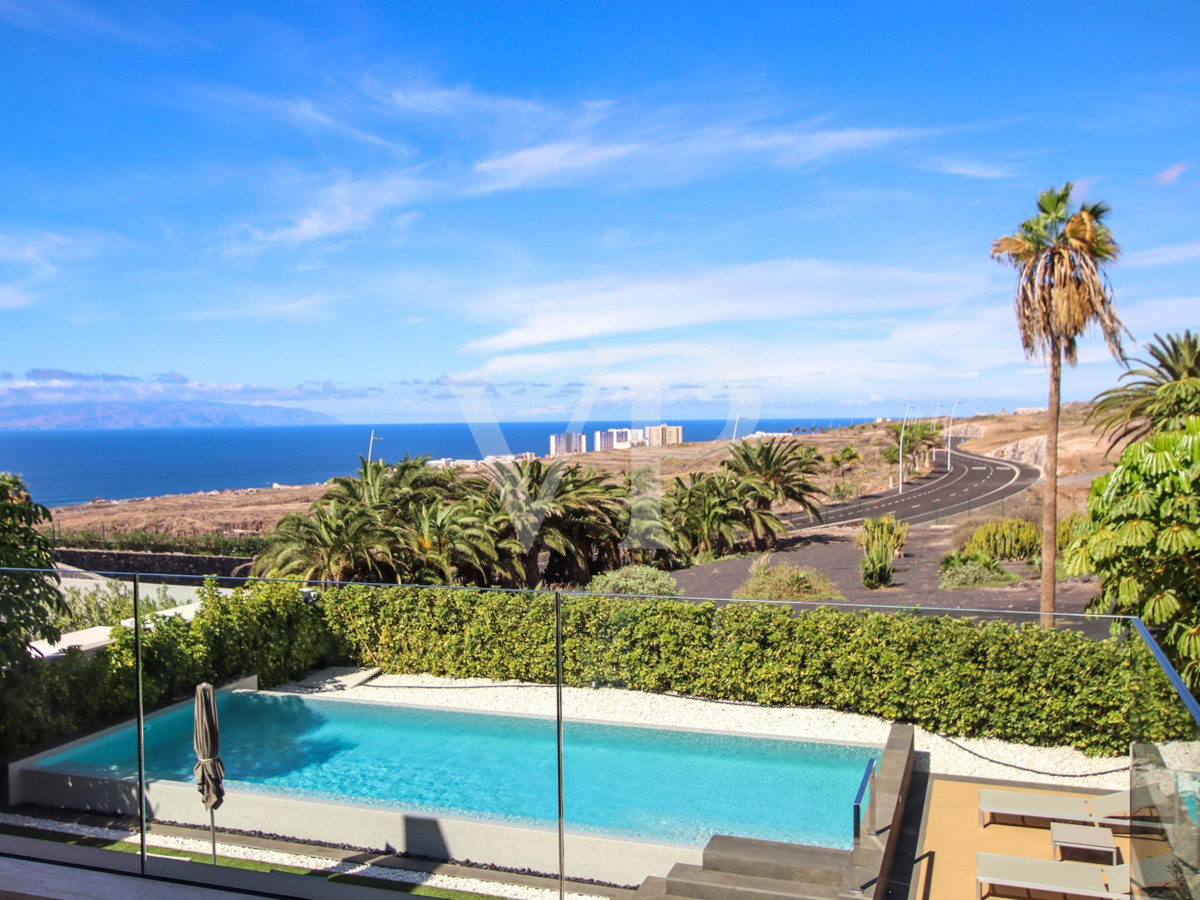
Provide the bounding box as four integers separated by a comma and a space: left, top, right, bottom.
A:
946, 400, 958, 473
898, 404, 912, 494
366, 429, 383, 463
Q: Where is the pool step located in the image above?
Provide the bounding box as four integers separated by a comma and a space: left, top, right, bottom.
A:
703, 836, 848, 885
664, 863, 840, 900
635, 876, 669, 898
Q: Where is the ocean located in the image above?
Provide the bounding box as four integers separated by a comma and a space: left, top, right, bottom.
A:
0, 418, 873, 508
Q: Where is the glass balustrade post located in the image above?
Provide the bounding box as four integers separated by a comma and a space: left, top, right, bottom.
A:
555, 589, 565, 900
134, 572, 147, 874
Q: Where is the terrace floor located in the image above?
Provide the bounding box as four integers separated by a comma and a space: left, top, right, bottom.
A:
911, 777, 1173, 900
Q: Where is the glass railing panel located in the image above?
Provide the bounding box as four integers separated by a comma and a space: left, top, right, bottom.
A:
555, 585, 1148, 897
134, 575, 564, 893
1129, 620, 1200, 898
558, 588, 892, 892
1, 565, 147, 876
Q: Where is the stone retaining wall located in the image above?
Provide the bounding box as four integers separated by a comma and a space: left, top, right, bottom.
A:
54, 548, 253, 582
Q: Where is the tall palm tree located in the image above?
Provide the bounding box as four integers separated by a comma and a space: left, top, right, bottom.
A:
992, 182, 1126, 620
1089, 331, 1200, 449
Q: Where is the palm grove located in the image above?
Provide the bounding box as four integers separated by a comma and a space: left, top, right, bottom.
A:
251, 438, 825, 588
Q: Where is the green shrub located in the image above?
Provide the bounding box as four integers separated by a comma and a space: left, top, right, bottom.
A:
937, 551, 1021, 589
320, 584, 1192, 755
585, 565, 681, 597
50, 528, 264, 557
963, 517, 1040, 560
0, 579, 333, 758
732, 556, 843, 602
857, 515, 908, 588
192, 580, 329, 688
55, 581, 177, 631
4, 582, 1194, 760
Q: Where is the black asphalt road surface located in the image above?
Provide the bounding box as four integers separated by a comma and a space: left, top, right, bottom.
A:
783, 441, 1042, 531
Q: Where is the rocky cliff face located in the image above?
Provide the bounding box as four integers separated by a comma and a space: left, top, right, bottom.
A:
989, 434, 1047, 472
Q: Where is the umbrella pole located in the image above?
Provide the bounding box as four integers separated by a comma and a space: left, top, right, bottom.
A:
210, 809, 217, 865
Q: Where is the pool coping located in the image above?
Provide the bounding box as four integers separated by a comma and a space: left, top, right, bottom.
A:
260, 685, 889, 749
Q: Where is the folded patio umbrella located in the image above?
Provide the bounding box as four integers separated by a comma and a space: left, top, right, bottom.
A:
193, 682, 224, 864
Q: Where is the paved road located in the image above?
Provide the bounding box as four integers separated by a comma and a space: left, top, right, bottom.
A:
781, 441, 1042, 532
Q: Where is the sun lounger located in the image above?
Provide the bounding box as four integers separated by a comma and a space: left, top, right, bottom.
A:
979, 788, 1132, 827
977, 853, 1129, 899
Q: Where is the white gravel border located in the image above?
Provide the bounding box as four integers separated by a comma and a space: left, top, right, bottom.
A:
276, 672, 1130, 790
0, 811, 603, 900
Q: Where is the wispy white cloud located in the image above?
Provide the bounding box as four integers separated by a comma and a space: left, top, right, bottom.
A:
196, 86, 400, 149
0, 370, 377, 407
1125, 238, 1200, 267
183, 293, 332, 322
222, 80, 948, 246
0, 0, 167, 46
920, 156, 1017, 179
1153, 162, 1191, 185
222, 173, 431, 254
465, 257, 994, 353
0, 230, 112, 309
595, 226, 669, 250
380, 83, 552, 122
471, 141, 641, 192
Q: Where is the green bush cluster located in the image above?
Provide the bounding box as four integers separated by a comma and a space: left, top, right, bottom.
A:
732, 557, 843, 602
584, 565, 681, 597
937, 551, 1021, 590
51, 528, 264, 557
322, 585, 1191, 755
0, 580, 326, 757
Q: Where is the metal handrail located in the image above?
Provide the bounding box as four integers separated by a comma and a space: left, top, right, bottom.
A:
1131, 619, 1200, 725
852, 757, 876, 840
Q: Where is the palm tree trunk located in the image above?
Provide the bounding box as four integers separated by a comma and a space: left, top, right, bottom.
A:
1041, 342, 1061, 627
524, 543, 541, 589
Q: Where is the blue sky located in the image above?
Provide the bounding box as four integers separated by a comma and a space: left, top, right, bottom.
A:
1, 0, 1198, 424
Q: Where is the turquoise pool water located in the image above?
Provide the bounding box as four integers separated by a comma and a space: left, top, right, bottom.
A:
32, 692, 879, 848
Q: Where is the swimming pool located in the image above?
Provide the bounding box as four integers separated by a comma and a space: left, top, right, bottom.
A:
29, 691, 879, 849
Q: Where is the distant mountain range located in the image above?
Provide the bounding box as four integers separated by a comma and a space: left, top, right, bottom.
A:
0, 401, 340, 429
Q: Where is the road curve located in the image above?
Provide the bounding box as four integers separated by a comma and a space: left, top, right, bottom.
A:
783, 442, 1042, 532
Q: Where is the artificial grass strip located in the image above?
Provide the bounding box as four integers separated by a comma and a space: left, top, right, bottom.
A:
0, 822, 500, 899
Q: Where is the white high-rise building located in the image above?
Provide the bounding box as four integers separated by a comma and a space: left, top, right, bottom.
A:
549, 432, 586, 456
645, 424, 684, 446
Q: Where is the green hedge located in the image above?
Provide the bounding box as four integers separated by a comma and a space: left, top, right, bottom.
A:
0, 580, 326, 757
322, 585, 1193, 756
50, 528, 264, 557
3, 582, 1194, 760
